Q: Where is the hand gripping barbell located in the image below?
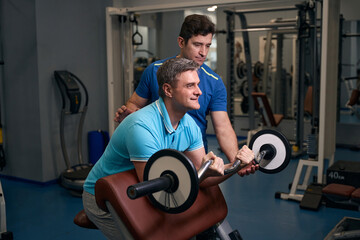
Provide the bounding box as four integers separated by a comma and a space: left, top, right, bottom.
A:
127, 129, 291, 214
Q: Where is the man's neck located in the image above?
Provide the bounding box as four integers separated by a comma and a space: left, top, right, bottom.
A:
163, 98, 186, 130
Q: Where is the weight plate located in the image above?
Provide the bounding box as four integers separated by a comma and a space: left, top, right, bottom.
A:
236, 61, 247, 79
249, 129, 291, 174
240, 80, 249, 98
144, 149, 199, 214
254, 61, 264, 78
241, 96, 249, 114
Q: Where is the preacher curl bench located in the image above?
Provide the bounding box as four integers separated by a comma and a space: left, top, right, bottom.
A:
74, 129, 291, 239
74, 169, 229, 239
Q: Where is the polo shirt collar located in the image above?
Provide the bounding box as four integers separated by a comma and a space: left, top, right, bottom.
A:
155, 97, 182, 134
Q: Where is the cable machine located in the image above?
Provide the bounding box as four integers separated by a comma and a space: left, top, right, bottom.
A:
225, 2, 318, 152
338, 16, 360, 119
225, 1, 324, 204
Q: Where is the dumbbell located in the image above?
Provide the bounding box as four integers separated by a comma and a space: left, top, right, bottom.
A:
127, 129, 291, 214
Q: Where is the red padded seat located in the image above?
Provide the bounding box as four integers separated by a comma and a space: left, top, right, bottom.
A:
322, 183, 356, 201
351, 188, 360, 204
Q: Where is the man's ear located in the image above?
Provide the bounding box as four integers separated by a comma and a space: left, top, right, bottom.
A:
177, 36, 185, 48
163, 83, 173, 98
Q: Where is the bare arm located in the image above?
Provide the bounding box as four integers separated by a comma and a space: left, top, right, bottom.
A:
210, 111, 238, 162
126, 92, 149, 111
132, 161, 147, 182
210, 111, 258, 176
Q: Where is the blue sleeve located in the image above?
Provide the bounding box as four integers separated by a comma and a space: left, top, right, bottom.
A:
187, 126, 204, 151
125, 124, 160, 162
209, 76, 227, 112
135, 64, 155, 99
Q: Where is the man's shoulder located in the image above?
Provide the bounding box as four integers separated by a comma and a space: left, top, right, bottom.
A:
148, 56, 176, 71
125, 102, 158, 123
199, 64, 221, 81
182, 113, 199, 128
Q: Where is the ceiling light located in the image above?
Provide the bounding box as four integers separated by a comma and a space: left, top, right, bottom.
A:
207, 6, 217, 12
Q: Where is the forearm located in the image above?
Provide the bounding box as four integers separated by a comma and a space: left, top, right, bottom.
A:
211, 111, 239, 163
216, 126, 239, 163
125, 92, 148, 111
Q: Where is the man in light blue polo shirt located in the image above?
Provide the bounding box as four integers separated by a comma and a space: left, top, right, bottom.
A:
83, 58, 256, 239
83, 96, 204, 196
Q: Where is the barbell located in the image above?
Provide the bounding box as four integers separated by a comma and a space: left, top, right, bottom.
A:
127, 129, 291, 214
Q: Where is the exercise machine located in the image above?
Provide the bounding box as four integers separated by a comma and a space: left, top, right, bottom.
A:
54, 71, 92, 197
324, 217, 360, 240
74, 129, 291, 239
0, 22, 13, 240
0, 181, 13, 240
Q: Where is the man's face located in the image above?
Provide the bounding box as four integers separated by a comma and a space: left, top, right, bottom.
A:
178, 34, 213, 66
171, 70, 202, 111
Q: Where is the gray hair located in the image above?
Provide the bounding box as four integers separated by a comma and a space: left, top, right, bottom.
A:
157, 58, 199, 98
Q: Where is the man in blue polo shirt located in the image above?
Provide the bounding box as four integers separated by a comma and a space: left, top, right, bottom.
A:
115, 14, 254, 177
83, 58, 256, 239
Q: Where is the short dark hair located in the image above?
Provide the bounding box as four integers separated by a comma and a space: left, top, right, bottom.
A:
157, 58, 199, 99
179, 14, 215, 44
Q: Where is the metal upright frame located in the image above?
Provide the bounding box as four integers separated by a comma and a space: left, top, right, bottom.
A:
226, 12, 236, 126
225, 5, 299, 131
0, 2, 12, 237
106, 7, 134, 135
279, 0, 340, 202
0, 181, 7, 235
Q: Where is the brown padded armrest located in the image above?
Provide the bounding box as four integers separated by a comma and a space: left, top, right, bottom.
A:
95, 169, 228, 240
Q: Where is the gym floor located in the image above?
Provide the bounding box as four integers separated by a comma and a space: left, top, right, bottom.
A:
2, 136, 360, 240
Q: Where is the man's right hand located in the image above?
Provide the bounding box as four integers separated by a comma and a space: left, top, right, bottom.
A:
201, 151, 225, 178
114, 105, 135, 123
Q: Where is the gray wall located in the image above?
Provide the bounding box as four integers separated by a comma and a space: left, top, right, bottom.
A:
1, 0, 111, 182
159, 11, 184, 59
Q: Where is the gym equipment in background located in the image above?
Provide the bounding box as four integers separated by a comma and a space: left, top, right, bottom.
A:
54, 70, 92, 197
324, 217, 360, 240
127, 129, 291, 214
0, 30, 12, 240
0, 181, 13, 240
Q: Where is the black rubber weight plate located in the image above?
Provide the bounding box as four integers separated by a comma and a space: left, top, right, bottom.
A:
249, 129, 291, 174
143, 149, 199, 214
